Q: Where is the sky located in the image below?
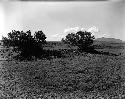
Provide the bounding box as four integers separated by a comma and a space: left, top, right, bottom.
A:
0, 0, 125, 41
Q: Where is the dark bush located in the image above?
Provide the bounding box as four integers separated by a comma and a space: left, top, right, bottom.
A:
62, 31, 95, 52
2, 30, 46, 60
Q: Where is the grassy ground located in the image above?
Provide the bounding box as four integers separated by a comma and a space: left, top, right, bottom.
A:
0, 42, 125, 98
0, 53, 125, 98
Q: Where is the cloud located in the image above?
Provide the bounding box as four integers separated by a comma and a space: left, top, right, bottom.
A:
81, 28, 86, 32
51, 26, 110, 40
64, 26, 99, 36
64, 27, 80, 34
87, 26, 99, 34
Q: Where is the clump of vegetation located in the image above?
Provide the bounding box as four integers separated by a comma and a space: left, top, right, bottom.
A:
2, 30, 46, 60
62, 31, 95, 52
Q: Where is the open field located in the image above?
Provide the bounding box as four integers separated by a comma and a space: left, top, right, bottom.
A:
0, 41, 125, 98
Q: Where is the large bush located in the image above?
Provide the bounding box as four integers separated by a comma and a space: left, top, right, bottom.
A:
62, 31, 95, 52
2, 30, 46, 60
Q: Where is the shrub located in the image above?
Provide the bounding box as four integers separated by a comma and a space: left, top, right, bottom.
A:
62, 31, 95, 52
2, 30, 46, 60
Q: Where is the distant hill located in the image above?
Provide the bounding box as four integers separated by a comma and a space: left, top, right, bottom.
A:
93, 37, 125, 49
95, 37, 123, 43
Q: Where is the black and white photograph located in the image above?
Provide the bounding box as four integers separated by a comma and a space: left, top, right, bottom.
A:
0, 0, 125, 98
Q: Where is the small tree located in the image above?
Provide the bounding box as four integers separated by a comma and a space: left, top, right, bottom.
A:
62, 31, 95, 52
34, 31, 46, 44
2, 30, 46, 60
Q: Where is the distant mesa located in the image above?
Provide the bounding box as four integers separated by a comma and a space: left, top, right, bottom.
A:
95, 37, 123, 43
